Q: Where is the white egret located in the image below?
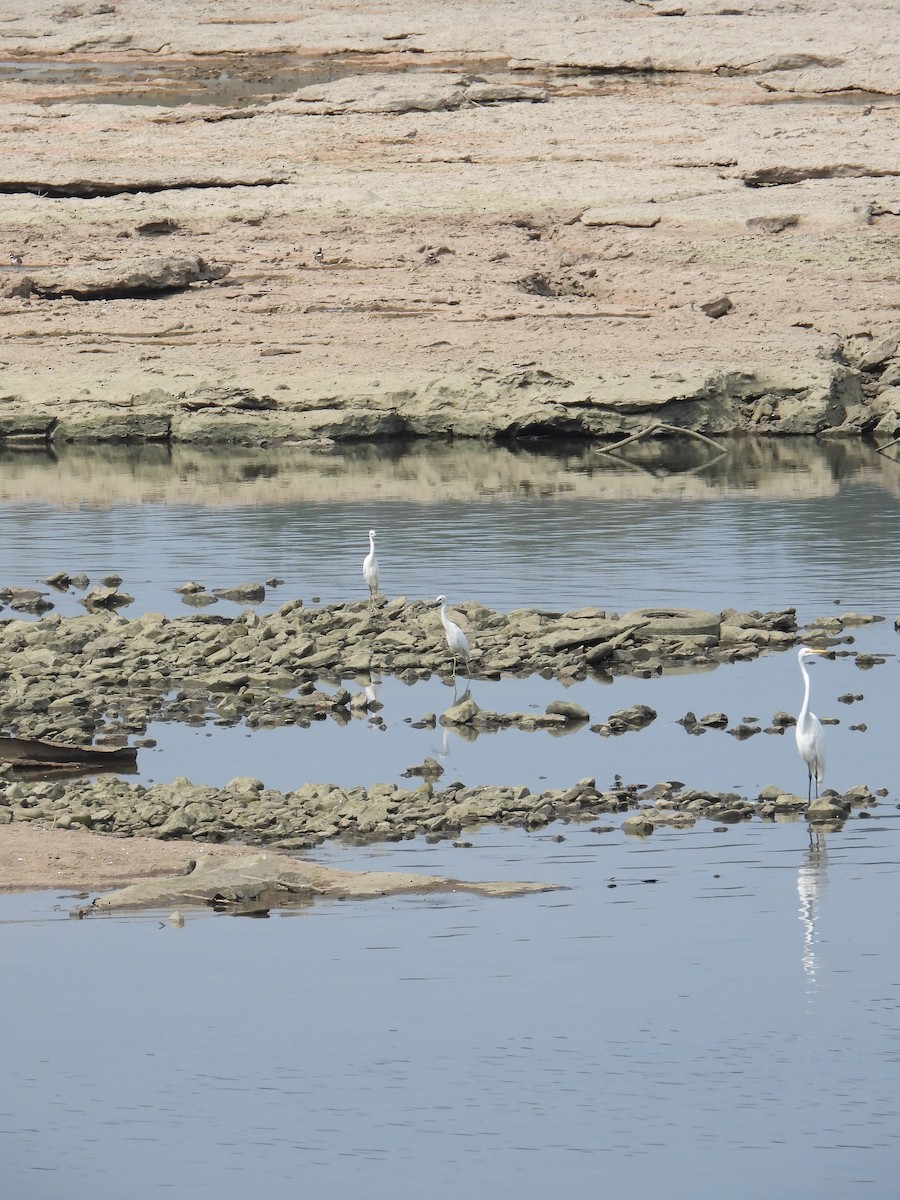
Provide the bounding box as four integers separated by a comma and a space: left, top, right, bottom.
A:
362, 529, 379, 601
795, 646, 827, 800
436, 595, 471, 675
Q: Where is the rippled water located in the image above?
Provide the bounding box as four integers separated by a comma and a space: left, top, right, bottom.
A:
1, 437, 899, 1197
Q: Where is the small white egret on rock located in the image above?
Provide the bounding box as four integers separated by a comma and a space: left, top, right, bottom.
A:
363, 529, 379, 601
436, 594, 471, 675
795, 646, 827, 801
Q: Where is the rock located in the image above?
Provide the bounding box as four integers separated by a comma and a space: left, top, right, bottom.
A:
181, 592, 218, 607
745, 215, 800, 234
699, 712, 728, 728
608, 704, 657, 730
807, 795, 851, 822
403, 757, 445, 778
623, 608, 720, 637
464, 82, 546, 105
545, 700, 590, 723
277, 73, 469, 115
440, 698, 481, 726
214, 582, 266, 603
773, 793, 808, 812
28, 255, 229, 300
856, 335, 899, 371
0, 273, 34, 298
771, 710, 796, 728
728, 723, 760, 740
91, 851, 558, 912
700, 296, 733, 319
580, 207, 660, 228
622, 813, 655, 837
2, 587, 54, 614
80, 586, 134, 611
842, 784, 875, 805
135, 218, 181, 236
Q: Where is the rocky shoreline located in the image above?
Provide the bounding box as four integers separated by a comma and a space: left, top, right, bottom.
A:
0, 333, 898, 446
0, 598, 888, 853
8, 767, 879, 857
0, 596, 810, 749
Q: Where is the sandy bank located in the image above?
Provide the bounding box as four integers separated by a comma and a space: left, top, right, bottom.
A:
0, 1, 898, 443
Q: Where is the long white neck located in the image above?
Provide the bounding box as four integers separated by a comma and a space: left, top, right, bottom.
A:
369, 533, 375, 551
798, 659, 812, 723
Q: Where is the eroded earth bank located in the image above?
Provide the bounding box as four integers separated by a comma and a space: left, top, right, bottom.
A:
0, 0, 899, 444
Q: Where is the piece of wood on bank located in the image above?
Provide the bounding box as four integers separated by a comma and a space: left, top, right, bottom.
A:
597, 422, 728, 457
875, 434, 900, 455
0, 735, 137, 772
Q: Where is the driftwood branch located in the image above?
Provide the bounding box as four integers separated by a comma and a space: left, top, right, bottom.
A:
597, 422, 728, 458
875, 434, 900, 455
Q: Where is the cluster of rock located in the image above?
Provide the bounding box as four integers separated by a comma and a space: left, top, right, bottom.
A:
0, 598, 881, 850
840, 332, 900, 443
0, 770, 879, 848
0, 598, 806, 746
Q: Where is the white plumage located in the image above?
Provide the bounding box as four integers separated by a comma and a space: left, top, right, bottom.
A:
436, 594, 471, 675
363, 529, 379, 601
795, 646, 827, 801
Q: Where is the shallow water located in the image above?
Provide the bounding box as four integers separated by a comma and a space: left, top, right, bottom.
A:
1, 437, 899, 1197
2, 817, 899, 1199
2, 437, 900, 622
3, 438, 897, 798
141, 631, 896, 798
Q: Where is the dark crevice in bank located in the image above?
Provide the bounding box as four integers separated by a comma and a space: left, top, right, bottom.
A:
0, 178, 288, 199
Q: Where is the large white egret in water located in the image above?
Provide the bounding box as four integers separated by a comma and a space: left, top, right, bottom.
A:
363, 529, 379, 601
795, 646, 827, 800
436, 595, 471, 675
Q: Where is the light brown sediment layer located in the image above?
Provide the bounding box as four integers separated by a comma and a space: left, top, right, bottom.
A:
0, 1, 898, 444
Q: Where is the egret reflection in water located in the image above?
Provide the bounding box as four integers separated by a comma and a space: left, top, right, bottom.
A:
798, 831, 829, 994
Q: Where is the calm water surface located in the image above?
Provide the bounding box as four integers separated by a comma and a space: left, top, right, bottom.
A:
2, 818, 899, 1199
1, 437, 899, 1197
1, 437, 899, 621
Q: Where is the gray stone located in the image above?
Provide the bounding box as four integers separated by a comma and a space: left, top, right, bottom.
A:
28, 255, 229, 300
545, 700, 590, 723
700, 296, 733, 319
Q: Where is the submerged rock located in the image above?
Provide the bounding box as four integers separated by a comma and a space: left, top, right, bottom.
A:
89, 852, 558, 913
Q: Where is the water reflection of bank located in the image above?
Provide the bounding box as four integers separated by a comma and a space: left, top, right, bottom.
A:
1, 436, 899, 508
